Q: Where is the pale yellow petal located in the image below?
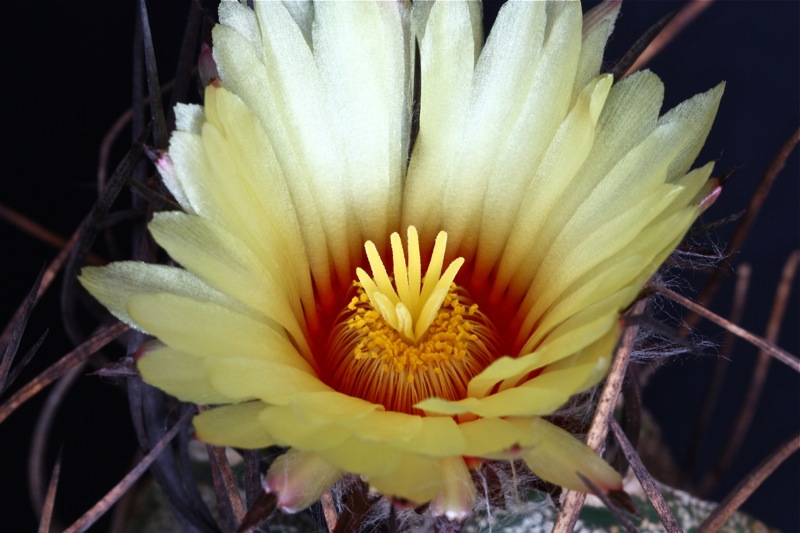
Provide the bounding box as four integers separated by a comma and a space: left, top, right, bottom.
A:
573, 0, 620, 100
289, 391, 380, 425
425, 328, 615, 418
591, 70, 665, 175
508, 181, 676, 329
531, 326, 619, 393
520, 206, 702, 362
137, 346, 234, 405
408, 0, 553, 247
462, 0, 553, 168
313, 1, 407, 244
492, 71, 665, 301
459, 417, 532, 457
79, 262, 243, 330
149, 212, 310, 356
259, 406, 351, 451
126, 292, 313, 374
430, 456, 476, 520
193, 402, 274, 449
635, 207, 704, 277
464, 309, 618, 399
459, 387, 572, 419
491, 70, 668, 303
403, 0, 475, 240
514, 417, 622, 492
214, 3, 358, 288
193, 87, 316, 314
525, 255, 643, 346
337, 410, 423, 443
464, 354, 543, 403
657, 162, 716, 219
443, 0, 561, 252
217, 1, 261, 52
538, 71, 665, 238
265, 450, 342, 513
414, 396, 481, 417
318, 436, 401, 477
412, 0, 483, 61
483, 73, 612, 285
663, 83, 724, 181
210, 24, 335, 295
164, 129, 216, 222
174, 102, 205, 134
204, 358, 330, 404
459, 308, 620, 401
391, 415, 466, 457
366, 452, 442, 505
553, 84, 722, 244
518, 165, 710, 354
517, 304, 619, 371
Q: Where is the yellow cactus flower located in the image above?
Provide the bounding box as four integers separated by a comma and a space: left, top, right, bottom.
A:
79, 0, 722, 519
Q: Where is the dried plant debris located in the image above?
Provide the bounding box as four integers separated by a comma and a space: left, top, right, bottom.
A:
127, 477, 774, 533
2, 1, 797, 532
467, 481, 772, 533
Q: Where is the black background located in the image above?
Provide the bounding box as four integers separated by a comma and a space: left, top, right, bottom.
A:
1, 1, 797, 532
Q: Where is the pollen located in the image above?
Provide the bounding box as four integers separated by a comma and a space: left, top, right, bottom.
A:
324, 227, 497, 414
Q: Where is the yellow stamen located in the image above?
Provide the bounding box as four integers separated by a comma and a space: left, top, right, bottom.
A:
355, 226, 464, 343
325, 227, 497, 414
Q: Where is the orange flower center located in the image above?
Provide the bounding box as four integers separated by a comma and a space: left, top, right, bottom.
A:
323, 227, 498, 414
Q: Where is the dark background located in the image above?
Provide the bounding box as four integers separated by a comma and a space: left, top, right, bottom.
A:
1, 1, 797, 532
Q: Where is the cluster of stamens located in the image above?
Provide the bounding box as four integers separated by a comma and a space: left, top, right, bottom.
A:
324, 227, 497, 414
348, 285, 481, 377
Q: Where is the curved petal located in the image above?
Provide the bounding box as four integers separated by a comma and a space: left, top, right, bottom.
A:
419, 325, 616, 418
200, 87, 315, 308
166, 86, 316, 317
490, 70, 666, 304
514, 417, 622, 492
265, 449, 343, 513
391, 415, 466, 457
464, 304, 620, 400
137, 346, 235, 405
174, 102, 205, 134
210, 21, 340, 289
214, 2, 358, 288
573, 0, 620, 100
313, 1, 408, 244
259, 406, 352, 451
524, 255, 644, 346
459, 417, 533, 457
193, 402, 275, 449
318, 436, 402, 477
336, 410, 423, 443
448, 0, 583, 255
366, 451, 442, 505
430, 456, 476, 520
512, 183, 681, 329
204, 357, 331, 404
522, 322, 619, 393
289, 391, 380, 424
483, 73, 612, 287
79, 262, 247, 328
149, 212, 310, 356
125, 292, 312, 373
403, 0, 476, 239
437, 387, 571, 419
